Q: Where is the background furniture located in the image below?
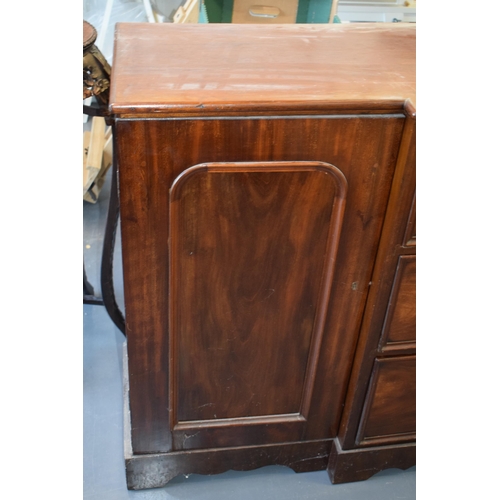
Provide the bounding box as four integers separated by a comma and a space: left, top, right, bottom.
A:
204, 0, 338, 22
83, 20, 126, 334
110, 22, 416, 490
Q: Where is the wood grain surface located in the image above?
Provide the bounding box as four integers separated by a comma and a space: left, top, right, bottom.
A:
123, 344, 332, 489
111, 22, 416, 485
126, 438, 332, 489
169, 161, 346, 449
117, 114, 404, 453
328, 437, 415, 484
356, 356, 416, 445
110, 23, 415, 116
171, 163, 344, 421
337, 115, 416, 450
404, 194, 416, 246
379, 255, 416, 348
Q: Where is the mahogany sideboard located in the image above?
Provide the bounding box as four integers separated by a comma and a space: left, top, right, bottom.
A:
109, 22, 416, 490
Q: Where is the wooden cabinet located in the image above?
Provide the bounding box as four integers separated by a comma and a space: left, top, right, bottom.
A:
328, 114, 416, 483
110, 23, 416, 490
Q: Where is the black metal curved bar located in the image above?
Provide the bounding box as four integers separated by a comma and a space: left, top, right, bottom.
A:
99, 128, 126, 335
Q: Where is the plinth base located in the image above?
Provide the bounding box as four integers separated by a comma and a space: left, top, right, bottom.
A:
327, 437, 416, 484
123, 344, 331, 490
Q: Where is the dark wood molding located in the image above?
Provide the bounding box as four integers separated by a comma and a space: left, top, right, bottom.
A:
338, 115, 416, 449
355, 356, 416, 446
327, 438, 416, 484
123, 344, 331, 489
378, 255, 416, 351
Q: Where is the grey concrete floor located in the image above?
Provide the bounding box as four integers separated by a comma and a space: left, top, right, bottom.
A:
83, 157, 416, 499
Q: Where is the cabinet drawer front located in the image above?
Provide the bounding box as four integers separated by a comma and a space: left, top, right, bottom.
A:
356, 356, 416, 446
404, 194, 416, 246
380, 255, 416, 349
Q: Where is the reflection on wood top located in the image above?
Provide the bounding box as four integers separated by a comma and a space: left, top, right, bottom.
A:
110, 23, 415, 116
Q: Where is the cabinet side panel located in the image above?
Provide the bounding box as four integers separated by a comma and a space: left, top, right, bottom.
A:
117, 120, 173, 453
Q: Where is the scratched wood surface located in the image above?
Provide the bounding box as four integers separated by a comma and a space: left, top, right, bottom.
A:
328, 438, 415, 484
117, 114, 404, 453
110, 23, 417, 486
110, 23, 415, 116
172, 167, 340, 422
337, 116, 416, 453
168, 161, 347, 450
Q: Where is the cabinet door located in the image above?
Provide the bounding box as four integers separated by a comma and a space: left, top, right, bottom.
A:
117, 115, 405, 453
170, 161, 346, 449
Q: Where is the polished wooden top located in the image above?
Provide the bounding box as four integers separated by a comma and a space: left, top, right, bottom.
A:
110, 23, 415, 117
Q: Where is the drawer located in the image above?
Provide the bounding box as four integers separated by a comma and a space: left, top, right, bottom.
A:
232, 0, 299, 23
404, 194, 416, 246
356, 356, 416, 446
379, 255, 416, 350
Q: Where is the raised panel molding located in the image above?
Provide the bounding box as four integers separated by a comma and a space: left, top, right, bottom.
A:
169, 161, 347, 449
